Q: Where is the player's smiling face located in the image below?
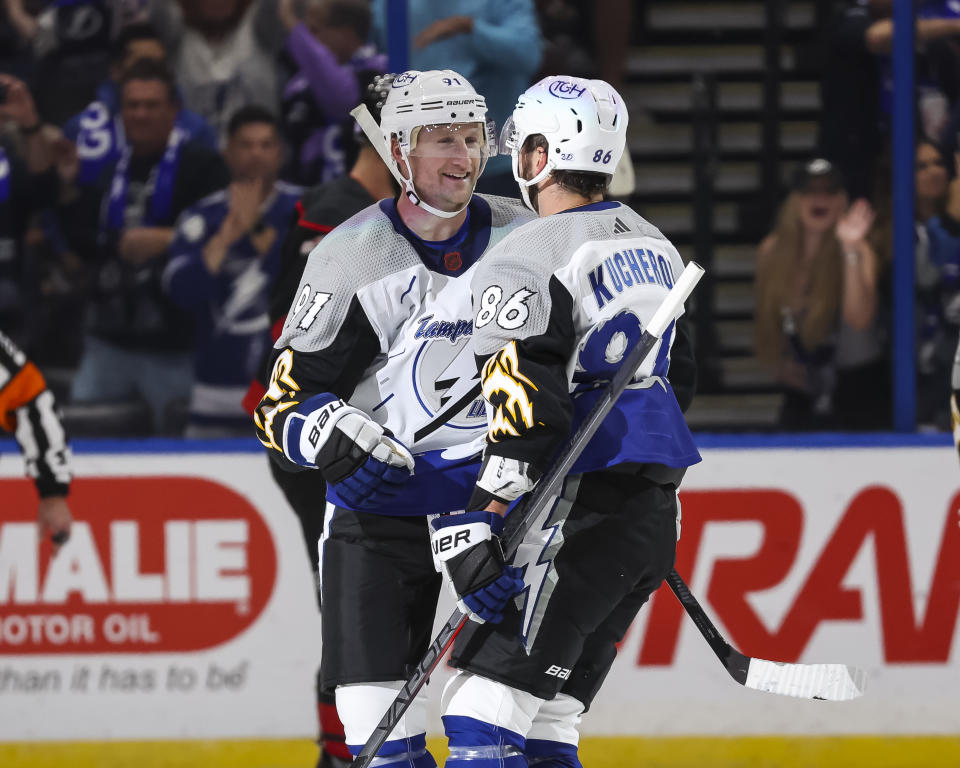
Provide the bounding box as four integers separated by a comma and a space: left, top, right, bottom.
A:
405, 123, 484, 212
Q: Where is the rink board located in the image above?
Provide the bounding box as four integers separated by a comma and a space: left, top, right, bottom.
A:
0, 436, 958, 763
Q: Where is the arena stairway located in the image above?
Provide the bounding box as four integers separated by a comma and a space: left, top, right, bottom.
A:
621, 0, 828, 430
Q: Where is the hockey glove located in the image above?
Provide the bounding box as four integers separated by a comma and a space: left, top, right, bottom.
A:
284, 393, 415, 510
430, 511, 525, 624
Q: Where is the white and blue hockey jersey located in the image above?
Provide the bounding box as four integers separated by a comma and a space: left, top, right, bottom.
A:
470, 200, 701, 478
254, 194, 536, 515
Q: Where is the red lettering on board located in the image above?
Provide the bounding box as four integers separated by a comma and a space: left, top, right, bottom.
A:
638, 487, 960, 666
0, 477, 277, 654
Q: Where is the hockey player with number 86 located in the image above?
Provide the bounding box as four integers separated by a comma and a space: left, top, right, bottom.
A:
430, 76, 702, 767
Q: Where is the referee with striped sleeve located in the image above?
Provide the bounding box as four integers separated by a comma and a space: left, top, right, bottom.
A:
0, 329, 72, 550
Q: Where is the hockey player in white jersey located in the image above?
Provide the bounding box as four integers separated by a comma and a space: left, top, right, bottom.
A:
429, 76, 701, 767
252, 70, 534, 767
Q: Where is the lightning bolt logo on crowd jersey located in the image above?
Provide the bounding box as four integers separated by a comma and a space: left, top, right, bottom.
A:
482, 342, 537, 441
217, 260, 269, 334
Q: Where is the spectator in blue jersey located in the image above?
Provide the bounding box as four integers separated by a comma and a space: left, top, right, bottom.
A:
164, 106, 302, 438
62, 23, 216, 190
370, 0, 543, 196
58, 58, 229, 434
275, 0, 386, 186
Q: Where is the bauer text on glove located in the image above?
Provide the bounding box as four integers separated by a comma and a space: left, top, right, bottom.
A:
282, 393, 414, 509
431, 510, 525, 623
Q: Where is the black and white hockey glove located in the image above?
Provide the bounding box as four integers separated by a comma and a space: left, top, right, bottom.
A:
430, 511, 525, 624
283, 393, 414, 510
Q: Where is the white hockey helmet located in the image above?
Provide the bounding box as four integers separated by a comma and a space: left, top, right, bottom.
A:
376, 69, 496, 218
500, 76, 629, 210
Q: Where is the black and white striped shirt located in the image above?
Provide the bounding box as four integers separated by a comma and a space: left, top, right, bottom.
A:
0, 330, 72, 497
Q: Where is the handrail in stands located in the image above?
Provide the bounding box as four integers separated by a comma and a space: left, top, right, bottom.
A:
690, 71, 722, 392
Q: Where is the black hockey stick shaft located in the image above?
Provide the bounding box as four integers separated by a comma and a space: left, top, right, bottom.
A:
414, 379, 482, 442
664, 568, 749, 685
351, 263, 705, 767
664, 569, 867, 701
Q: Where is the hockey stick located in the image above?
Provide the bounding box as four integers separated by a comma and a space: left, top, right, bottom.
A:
351, 263, 705, 767
664, 569, 866, 701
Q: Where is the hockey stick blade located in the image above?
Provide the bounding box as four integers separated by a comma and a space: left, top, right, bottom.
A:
665, 569, 866, 702
351, 263, 704, 767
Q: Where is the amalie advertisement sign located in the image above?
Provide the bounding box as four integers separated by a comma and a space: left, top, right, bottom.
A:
0, 477, 277, 654
1, 443, 959, 742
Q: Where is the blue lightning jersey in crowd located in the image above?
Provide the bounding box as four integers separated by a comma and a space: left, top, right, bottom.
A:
164, 181, 303, 431
470, 200, 701, 478
253, 194, 535, 515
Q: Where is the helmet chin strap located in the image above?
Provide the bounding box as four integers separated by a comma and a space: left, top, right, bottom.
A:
512, 146, 554, 213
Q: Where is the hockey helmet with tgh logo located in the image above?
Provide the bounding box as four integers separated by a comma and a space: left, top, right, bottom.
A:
500, 76, 629, 211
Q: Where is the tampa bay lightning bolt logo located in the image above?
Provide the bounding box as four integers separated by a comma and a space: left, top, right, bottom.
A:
513, 476, 580, 653
574, 310, 644, 384
411, 321, 485, 431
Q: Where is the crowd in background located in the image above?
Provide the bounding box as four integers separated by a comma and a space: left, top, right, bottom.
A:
0, 0, 569, 436
759, 0, 960, 431
2, 0, 960, 437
